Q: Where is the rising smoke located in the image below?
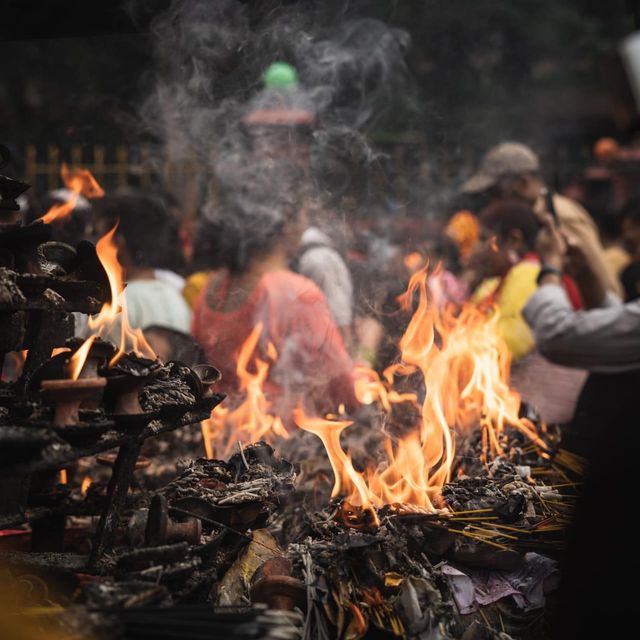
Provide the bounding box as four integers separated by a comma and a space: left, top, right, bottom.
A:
139, 0, 419, 208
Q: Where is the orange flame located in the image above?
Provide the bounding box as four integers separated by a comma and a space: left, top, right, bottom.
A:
89, 224, 123, 328
353, 365, 418, 412
295, 267, 449, 512
68, 335, 96, 380
200, 323, 287, 459
40, 163, 104, 224
445, 210, 480, 259
403, 251, 424, 274
58, 469, 68, 484
197, 263, 543, 515
296, 265, 544, 513
81, 476, 92, 494
201, 419, 215, 459
88, 224, 157, 364
292, 408, 357, 499
108, 295, 157, 366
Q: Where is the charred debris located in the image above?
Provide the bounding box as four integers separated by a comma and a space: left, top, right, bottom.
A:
0, 174, 582, 640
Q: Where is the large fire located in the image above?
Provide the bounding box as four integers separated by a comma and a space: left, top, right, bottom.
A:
297, 265, 544, 513
39, 164, 105, 224
201, 264, 544, 514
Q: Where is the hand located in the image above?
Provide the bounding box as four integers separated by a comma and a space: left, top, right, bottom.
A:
564, 235, 592, 277
536, 214, 566, 270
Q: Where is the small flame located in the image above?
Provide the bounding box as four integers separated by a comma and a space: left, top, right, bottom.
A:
88, 224, 157, 364
404, 251, 424, 273
89, 224, 123, 328
62, 163, 105, 199
81, 476, 92, 494
40, 164, 104, 224
41, 197, 79, 224
68, 335, 96, 380
266, 341, 278, 361
201, 418, 215, 459
58, 469, 68, 484
445, 210, 480, 259
108, 294, 157, 366
200, 323, 287, 459
354, 365, 418, 412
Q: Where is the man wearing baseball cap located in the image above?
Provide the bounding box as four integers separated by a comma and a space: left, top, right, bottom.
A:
462, 142, 621, 299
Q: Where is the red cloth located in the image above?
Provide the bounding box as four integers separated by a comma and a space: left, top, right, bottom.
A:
520, 252, 583, 310
192, 270, 357, 415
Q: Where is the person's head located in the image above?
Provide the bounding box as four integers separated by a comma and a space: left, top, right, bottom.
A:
620, 195, 640, 257
462, 142, 544, 205
94, 192, 185, 273
471, 200, 540, 278
196, 159, 308, 273
144, 325, 205, 365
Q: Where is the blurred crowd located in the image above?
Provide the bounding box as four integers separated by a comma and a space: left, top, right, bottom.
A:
10, 129, 640, 637
14, 139, 640, 430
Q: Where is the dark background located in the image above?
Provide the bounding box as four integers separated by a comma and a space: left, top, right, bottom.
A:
1, 0, 639, 198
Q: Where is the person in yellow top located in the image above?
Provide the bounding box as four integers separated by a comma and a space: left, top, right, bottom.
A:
469, 200, 587, 424
470, 201, 542, 360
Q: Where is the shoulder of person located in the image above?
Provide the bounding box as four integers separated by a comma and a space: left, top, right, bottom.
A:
502, 260, 539, 290
299, 244, 350, 278
264, 270, 323, 293
263, 270, 330, 306
300, 243, 342, 263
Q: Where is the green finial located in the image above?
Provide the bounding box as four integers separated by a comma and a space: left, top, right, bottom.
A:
264, 62, 298, 89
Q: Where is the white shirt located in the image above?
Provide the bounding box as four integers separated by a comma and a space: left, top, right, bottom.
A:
154, 269, 186, 293
74, 279, 192, 343
125, 279, 192, 333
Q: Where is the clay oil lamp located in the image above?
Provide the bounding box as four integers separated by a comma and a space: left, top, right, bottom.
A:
104, 353, 159, 417
41, 336, 106, 426
144, 495, 202, 546
192, 364, 221, 397
250, 557, 307, 612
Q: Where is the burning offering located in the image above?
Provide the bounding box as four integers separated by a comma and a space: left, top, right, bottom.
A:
5, 0, 633, 637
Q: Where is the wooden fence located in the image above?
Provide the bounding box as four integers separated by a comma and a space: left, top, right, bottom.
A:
23, 144, 159, 191
22, 144, 203, 217
20, 141, 594, 218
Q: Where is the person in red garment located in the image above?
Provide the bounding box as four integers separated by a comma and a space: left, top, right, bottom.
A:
191, 160, 356, 420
